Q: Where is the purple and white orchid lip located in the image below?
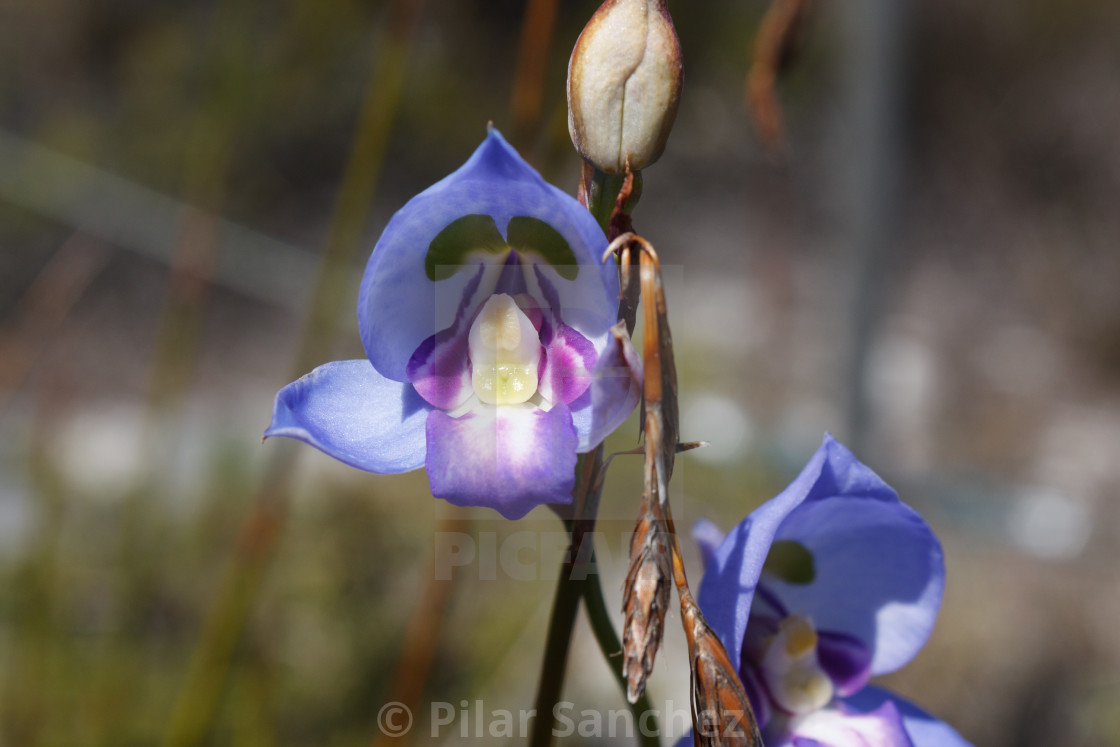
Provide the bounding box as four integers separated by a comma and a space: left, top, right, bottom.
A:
265, 129, 640, 520
688, 435, 974, 747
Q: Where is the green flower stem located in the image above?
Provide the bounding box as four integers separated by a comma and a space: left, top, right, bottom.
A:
527, 158, 653, 746
528, 532, 662, 747
530, 450, 660, 747
528, 545, 587, 747
586, 168, 642, 236
529, 451, 601, 747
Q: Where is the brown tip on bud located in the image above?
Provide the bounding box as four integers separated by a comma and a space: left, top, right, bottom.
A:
567, 0, 683, 173
680, 590, 763, 746
621, 503, 672, 703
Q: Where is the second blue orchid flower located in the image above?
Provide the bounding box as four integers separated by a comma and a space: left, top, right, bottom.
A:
266, 130, 640, 519
692, 435, 973, 747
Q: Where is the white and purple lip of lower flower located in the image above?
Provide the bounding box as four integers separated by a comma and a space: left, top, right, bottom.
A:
690, 435, 974, 747
265, 129, 640, 519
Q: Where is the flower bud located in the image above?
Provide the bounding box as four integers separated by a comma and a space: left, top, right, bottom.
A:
567, 0, 683, 174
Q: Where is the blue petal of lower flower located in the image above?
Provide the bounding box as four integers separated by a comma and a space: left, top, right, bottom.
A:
692, 518, 726, 572
695, 442, 835, 672
696, 435, 943, 678
791, 700, 914, 747
767, 494, 944, 676
842, 687, 974, 747
817, 630, 873, 697
425, 403, 578, 519
265, 360, 429, 473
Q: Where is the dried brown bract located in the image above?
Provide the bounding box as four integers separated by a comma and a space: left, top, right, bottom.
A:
621, 491, 671, 703
638, 244, 679, 481
611, 238, 762, 743
615, 233, 677, 705
679, 581, 763, 746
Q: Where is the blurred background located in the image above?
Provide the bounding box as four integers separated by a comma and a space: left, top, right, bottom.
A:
2, 0, 1119, 744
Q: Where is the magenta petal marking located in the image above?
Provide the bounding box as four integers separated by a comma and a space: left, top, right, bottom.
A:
425, 403, 578, 519
406, 327, 473, 410
405, 264, 487, 410
539, 319, 596, 405
817, 630, 873, 697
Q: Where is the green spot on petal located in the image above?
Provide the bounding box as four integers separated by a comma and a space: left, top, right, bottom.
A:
506, 216, 578, 280
426, 214, 508, 280
763, 540, 815, 585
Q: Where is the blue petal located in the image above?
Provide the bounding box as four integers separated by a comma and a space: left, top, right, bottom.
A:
696, 439, 835, 676
817, 630, 873, 697
767, 493, 943, 676
696, 435, 944, 678
790, 699, 915, 747
692, 518, 726, 571
842, 687, 974, 747
424, 403, 578, 519
569, 321, 642, 451
265, 360, 429, 473
358, 128, 616, 383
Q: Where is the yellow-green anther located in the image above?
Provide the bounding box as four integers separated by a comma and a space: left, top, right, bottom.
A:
567, 0, 683, 174
468, 294, 542, 405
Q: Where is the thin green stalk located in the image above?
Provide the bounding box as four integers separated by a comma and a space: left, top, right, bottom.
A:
587, 169, 629, 235
529, 451, 601, 747
530, 448, 660, 747
528, 519, 662, 747
528, 553, 588, 747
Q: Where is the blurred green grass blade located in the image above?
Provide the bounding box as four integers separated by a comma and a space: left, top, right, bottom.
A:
162, 1, 427, 744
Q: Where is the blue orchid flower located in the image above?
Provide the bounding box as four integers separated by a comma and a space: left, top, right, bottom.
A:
265, 129, 640, 519
690, 435, 973, 747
